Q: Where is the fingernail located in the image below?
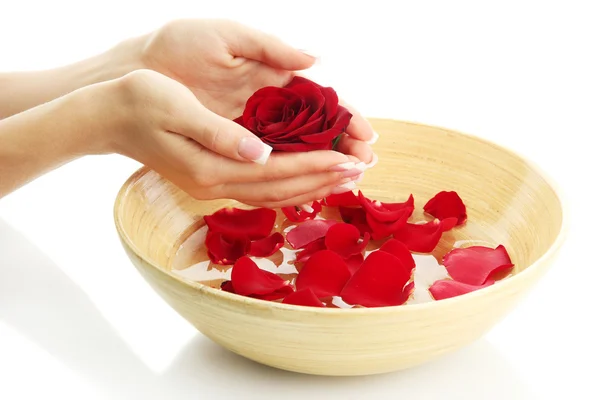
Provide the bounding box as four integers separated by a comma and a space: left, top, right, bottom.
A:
239, 137, 272, 165
354, 162, 367, 172
298, 49, 320, 58
299, 203, 314, 213
352, 173, 364, 182
366, 131, 379, 145
332, 181, 356, 194
342, 168, 363, 178
329, 161, 355, 172
365, 153, 378, 169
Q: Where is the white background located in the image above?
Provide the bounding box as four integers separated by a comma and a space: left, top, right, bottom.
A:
1, 1, 598, 399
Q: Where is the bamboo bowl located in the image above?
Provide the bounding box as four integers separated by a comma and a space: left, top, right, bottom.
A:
114, 119, 565, 376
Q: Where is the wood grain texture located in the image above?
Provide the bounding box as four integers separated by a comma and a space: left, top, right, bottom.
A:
114, 119, 566, 376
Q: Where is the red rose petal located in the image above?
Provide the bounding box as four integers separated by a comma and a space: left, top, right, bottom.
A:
322, 191, 360, 207
424, 191, 467, 225
204, 207, 276, 240
366, 212, 412, 240
285, 76, 317, 88
345, 253, 364, 275
340, 251, 413, 307
325, 223, 370, 258
295, 250, 351, 297
282, 288, 325, 307
282, 201, 322, 222
248, 232, 284, 258
358, 192, 415, 222
382, 195, 415, 212
231, 257, 291, 297
253, 285, 294, 301
339, 206, 371, 234
443, 245, 514, 285
286, 219, 337, 249
205, 232, 250, 265
393, 218, 457, 253
220, 280, 235, 293
379, 239, 416, 271
399, 281, 415, 305
429, 279, 494, 300
295, 238, 326, 263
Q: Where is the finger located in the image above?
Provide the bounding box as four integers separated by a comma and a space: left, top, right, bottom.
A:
338, 99, 377, 143
243, 179, 357, 209
335, 134, 376, 164
192, 148, 363, 184
222, 21, 317, 71
219, 170, 359, 205
178, 104, 274, 165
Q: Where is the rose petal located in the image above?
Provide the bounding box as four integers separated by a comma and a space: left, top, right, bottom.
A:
288, 82, 326, 113
424, 191, 467, 225
231, 256, 291, 297
325, 223, 370, 258
284, 76, 313, 88
345, 253, 364, 275
443, 245, 514, 285
254, 285, 294, 301
366, 212, 411, 240
267, 141, 331, 152
286, 219, 337, 249
248, 233, 285, 258
340, 251, 413, 307
282, 201, 322, 222
393, 218, 457, 253
358, 192, 415, 222
220, 280, 235, 293
295, 250, 351, 297
322, 191, 360, 207
339, 206, 371, 234
429, 279, 494, 300
205, 232, 250, 265
282, 288, 325, 307
295, 238, 326, 263
204, 207, 276, 240
399, 281, 415, 305
255, 96, 287, 124
320, 87, 340, 121
379, 239, 416, 271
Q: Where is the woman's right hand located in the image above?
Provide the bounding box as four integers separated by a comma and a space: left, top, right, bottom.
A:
93, 70, 363, 208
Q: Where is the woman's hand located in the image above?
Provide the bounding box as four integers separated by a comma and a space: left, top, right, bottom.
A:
98, 70, 363, 207
139, 19, 377, 163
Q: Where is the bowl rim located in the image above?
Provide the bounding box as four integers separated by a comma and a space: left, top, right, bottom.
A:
113, 118, 569, 315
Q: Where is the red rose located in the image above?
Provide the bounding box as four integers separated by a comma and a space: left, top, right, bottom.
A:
234, 76, 352, 152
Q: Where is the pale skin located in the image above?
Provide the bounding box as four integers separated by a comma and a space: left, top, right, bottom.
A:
0, 19, 376, 207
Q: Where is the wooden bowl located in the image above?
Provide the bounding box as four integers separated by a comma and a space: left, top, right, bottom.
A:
114, 119, 565, 376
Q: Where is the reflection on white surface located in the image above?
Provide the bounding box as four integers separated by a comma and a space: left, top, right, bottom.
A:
0, 218, 535, 399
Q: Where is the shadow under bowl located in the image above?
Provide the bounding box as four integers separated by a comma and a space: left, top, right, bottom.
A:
114, 119, 565, 376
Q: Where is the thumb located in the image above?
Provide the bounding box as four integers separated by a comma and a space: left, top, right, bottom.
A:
180, 104, 273, 165
223, 21, 318, 71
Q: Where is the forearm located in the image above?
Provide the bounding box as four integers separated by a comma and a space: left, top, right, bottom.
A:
0, 36, 145, 119
0, 86, 110, 197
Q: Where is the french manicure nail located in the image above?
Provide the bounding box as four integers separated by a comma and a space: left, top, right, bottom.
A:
352, 173, 364, 182
342, 168, 363, 178
239, 137, 272, 165
365, 153, 378, 169
298, 49, 320, 58
355, 162, 367, 172
366, 131, 379, 145
332, 181, 356, 194
299, 203, 315, 213
329, 161, 355, 172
